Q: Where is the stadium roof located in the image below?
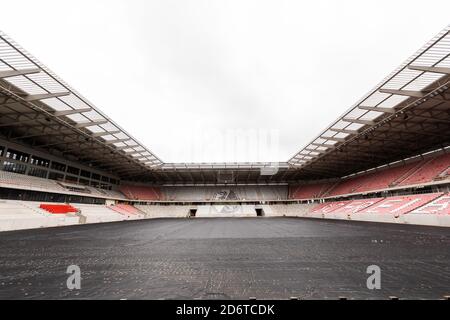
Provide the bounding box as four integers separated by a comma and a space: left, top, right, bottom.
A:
0, 26, 449, 184
0, 31, 163, 177
289, 25, 450, 178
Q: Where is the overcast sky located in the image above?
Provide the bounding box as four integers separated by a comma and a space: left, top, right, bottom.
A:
1, 0, 449, 163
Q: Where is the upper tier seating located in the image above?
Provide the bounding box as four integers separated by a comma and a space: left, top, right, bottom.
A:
326, 162, 421, 196
435, 167, 450, 181
359, 193, 442, 215
289, 182, 336, 199
289, 153, 450, 200
398, 153, 450, 186
162, 186, 288, 202
0, 170, 126, 199
0, 170, 66, 193
119, 185, 162, 200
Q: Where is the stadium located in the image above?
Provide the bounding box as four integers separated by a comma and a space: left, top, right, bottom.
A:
0, 16, 449, 300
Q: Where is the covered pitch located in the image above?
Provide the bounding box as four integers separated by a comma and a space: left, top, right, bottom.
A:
0, 217, 449, 300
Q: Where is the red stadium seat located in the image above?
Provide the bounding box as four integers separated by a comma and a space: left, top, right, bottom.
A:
410, 194, 450, 215
289, 182, 336, 199
398, 153, 450, 186
293, 154, 450, 199
39, 204, 78, 214
359, 193, 442, 215
109, 204, 141, 215
310, 201, 348, 214
331, 198, 384, 214
119, 185, 162, 200
326, 162, 422, 196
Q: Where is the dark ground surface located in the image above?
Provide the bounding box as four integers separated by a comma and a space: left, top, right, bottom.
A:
0, 217, 449, 300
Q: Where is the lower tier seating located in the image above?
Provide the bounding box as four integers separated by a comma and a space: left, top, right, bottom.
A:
39, 203, 78, 214
1, 192, 449, 232
109, 204, 144, 219
410, 195, 450, 215
134, 205, 189, 218
75, 204, 126, 223
0, 200, 79, 231
359, 193, 442, 215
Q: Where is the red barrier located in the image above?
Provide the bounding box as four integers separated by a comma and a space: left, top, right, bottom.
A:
40, 204, 78, 214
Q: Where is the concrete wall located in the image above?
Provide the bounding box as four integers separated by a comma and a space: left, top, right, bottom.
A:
196, 204, 257, 218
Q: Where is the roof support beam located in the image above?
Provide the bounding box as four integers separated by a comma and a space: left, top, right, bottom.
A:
125, 151, 144, 156
104, 138, 130, 145
379, 89, 426, 98
305, 148, 327, 154
358, 106, 396, 113
115, 145, 138, 150
0, 68, 41, 79
11, 130, 73, 141
342, 118, 376, 126
310, 143, 334, 148
54, 108, 92, 116
408, 65, 450, 75
63, 145, 108, 154
329, 128, 359, 135
74, 120, 108, 128
323, 136, 346, 142
24, 92, 70, 101
90, 130, 121, 137
35, 139, 81, 148
411, 114, 450, 124
0, 117, 47, 127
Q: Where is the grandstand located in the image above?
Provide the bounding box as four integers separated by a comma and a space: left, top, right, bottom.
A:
0, 23, 449, 300
0, 16, 450, 299
0, 14, 450, 299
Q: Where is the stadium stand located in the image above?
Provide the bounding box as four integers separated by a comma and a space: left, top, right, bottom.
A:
39, 204, 78, 214
403, 194, 450, 226
135, 205, 189, 219
289, 182, 336, 199
309, 201, 348, 215
410, 194, 450, 215
196, 204, 258, 217
119, 185, 162, 200
325, 163, 421, 196
0, 170, 66, 193
1, 27, 450, 231
162, 186, 288, 202
323, 198, 385, 220
0, 200, 79, 231
109, 204, 144, 219
266, 203, 317, 217
398, 153, 450, 187
435, 167, 450, 181
289, 153, 450, 199
75, 204, 128, 224
358, 193, 442, 216
0, 170, 126, 200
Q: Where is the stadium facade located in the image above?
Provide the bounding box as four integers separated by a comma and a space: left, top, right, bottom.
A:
0, 25, 449, 231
